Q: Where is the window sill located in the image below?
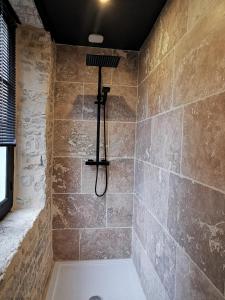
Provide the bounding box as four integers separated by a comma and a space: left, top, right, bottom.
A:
0, 207, 43, 279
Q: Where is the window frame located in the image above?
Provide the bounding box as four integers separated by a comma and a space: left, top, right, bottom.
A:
0, 0, 19, 220
0, 146, 14, 220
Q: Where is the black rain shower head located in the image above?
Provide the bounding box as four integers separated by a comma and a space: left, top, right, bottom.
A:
86, 54, 120, 68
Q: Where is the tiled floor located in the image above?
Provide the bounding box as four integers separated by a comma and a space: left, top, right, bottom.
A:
45, 259, 146, 300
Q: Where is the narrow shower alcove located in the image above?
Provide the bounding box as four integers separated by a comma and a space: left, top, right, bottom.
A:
1, 0, 225, 300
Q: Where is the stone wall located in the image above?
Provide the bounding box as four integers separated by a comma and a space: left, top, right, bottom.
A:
133, 0, 225, 299
0, 208, 52, 300
0, 25, 54, 300
52, 45, 138, 260
15, 25, 54, 209
9, 0, 43, 28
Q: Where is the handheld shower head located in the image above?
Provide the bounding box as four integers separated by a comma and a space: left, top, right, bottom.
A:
102, 86, 110, 105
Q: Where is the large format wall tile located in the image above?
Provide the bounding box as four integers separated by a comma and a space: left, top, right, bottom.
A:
81, 163, 106, 194
134, 160, 145, 200
138, 38, 153, 84
175, 247, 225, 300
83, 83, 100, 121
54, 82, 83, 120
153, 0, 188, 67
52, 194, 106, 229
107, 194, 133, 227
56, 45, 112, 83
112, 50, 138, 86
144, 163, 169, 227
145, 211, 176, 300
83, 84, 137, 122
53, 229, 79, 260
52, 157, 81, 193
83, 159, 134, 194
138, 0, 188, 83
133, 196, 147, 248
80, 228, 131, 260
132, 232, 170, 300
53, 120, 105, 157
108, 159, 134, 193
174, 3, 225, 106
148, 51, 173, 117
187, 0, 224, 31
107, 86, 137, 122
168, 174, 225, 294
137, 78, 148, 121
108, 122, 135, 158
151, 109, 183, 172
136, 119, 151, 162
182, 93, 225, 192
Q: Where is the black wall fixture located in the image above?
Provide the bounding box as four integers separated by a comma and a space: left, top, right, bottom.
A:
85, 54, 120, 197
34, 0, 167, 50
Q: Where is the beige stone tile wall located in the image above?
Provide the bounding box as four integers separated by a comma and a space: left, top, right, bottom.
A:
133, 0, 225, 299
52, 45, 138, 260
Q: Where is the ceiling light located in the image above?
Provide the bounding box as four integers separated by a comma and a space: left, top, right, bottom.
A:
99, 0, 110, 4
88, 34, 104, 44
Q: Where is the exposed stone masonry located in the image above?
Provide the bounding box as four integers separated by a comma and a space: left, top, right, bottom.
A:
0, 25, 54, 300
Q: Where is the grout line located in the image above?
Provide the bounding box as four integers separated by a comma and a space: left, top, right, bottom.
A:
53, 119, 137, 124
55, 79, 137, 89
53, 156, 135, 160
52, 226, 132, 230
135, 158, 225, 196
52, 192, 134, 195
52, 193, 135, 196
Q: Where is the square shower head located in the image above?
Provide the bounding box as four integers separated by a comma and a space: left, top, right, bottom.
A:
86, 54, 120, 68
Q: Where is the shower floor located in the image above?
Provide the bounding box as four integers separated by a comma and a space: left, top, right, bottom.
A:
45, 259, 146, 300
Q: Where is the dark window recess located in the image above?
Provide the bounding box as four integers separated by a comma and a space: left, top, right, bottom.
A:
0, 0, 19, 220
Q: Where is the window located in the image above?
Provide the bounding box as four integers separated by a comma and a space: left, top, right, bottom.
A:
0, 0, 18, 220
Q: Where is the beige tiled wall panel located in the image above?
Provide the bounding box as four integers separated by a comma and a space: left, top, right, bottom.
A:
134, 0, 225, 299
52, 45, 138, 261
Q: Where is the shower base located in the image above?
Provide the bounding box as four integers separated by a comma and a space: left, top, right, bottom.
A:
45, 259, 146, 300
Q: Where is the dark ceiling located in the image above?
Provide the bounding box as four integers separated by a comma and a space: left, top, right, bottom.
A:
34, 0, 167, 51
